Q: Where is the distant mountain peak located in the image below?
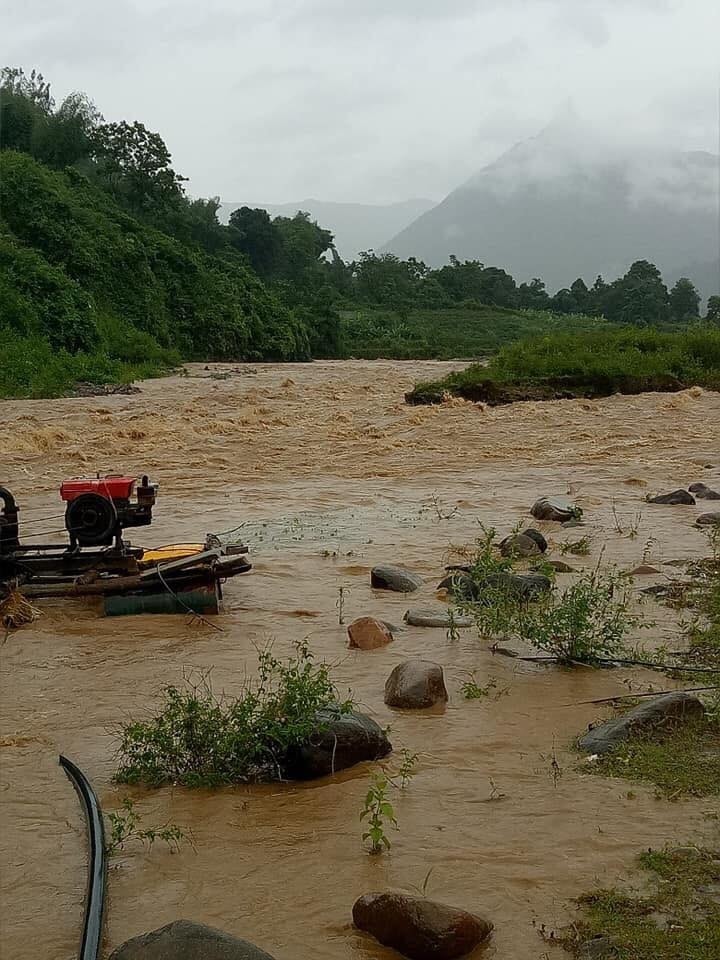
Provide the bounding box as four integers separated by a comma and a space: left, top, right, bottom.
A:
384, 122, 719, 299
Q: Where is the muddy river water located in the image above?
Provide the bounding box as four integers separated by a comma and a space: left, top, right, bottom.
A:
1, 360, 719, 959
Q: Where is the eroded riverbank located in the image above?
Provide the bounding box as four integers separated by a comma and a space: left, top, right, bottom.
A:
1, 360, 719, 959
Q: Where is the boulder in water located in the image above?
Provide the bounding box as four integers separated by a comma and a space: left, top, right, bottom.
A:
578, 692, 705, 756
647, 489, 695, 505
404, 608, 472, 628
384, 660, 448, 709
436, 571, 478, 600
353, 892, 493, 960
479, 571, 552, 602
530, 496, 579, 522
689, 482, 720, 500
371, 564, 424, 592
283, 709, 391, 779
108, 920, 276, 960
521, 528, 548, 552
697, 512, 720, 526
499, 533, 542, 558
348, 616, 393, 650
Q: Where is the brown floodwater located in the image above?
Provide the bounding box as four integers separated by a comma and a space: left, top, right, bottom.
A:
1, 360, 719, 960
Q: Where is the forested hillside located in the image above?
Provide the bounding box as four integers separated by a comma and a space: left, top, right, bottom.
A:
1, 68, 717, 397
0, 68, 336, 395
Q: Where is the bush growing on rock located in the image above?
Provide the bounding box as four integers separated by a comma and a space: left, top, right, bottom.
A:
517, 568, 638, 664
115, 641, 359, 786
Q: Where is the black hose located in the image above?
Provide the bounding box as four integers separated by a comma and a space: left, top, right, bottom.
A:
59, 755, 106, 960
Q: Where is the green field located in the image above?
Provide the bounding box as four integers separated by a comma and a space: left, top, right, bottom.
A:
406, 326, 720, 404
338, 305, 604, 360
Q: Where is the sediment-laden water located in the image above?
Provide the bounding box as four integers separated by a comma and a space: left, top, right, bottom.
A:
1, 360, 718, 959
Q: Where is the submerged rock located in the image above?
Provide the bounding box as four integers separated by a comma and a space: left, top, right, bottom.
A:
283, 709, 391, 779
348, 616, 393, 650
689, 482, 720, 500
545, 559, 575, 573
371, 564, 424, 593
404, 608, 472, 628
384, 660, 448, 709
697, 512, 720, 526
480, 571, 552, 602
108, 920, 276, 959
436, 571, 478, 600
521, 528, 548, 552
437, 571, 551, 603
353, 892, 493, 960
647, 489, 696, 505
578, 937, 619, 959
578, 692, 705, 755
530, 496, 579, 522
499, 533, 542, 558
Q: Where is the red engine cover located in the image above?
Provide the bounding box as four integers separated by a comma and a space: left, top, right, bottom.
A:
61, 476, 136, 502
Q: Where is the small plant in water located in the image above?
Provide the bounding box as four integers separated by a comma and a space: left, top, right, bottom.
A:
518, 568, 637, 664
106, 798, 188, 856
461, 674, 510, 701
360, 773, 398, 854
560, 536, 592, 556
336, 585, 347, 625
426, 493, 459, 521
396, 747, 419, 788
446, 608, 460, 642
484, 777, 507, 802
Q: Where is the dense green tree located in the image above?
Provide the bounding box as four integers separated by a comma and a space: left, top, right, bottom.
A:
351, 251, 428, 306
430, 257, 517, 307
91, 120, 186, 215
31, 92, 101, 169
669, 277, 700, 322
228, 206, 283, 277
518, 277, 550, 310
550, 288, 577, 314
706, 295, 720, 323
273, 211, 334, 284
570, 277, 589, 311
604, 260, 669, 326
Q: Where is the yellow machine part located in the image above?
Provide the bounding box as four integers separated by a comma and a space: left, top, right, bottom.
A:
140, 543, 205, 565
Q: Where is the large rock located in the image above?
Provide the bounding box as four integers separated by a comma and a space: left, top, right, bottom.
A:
520, 528, 548, 552
530, 496, 579, 522
353, 892, 493, 960
647, 489, 695, 505
348, 616, 393, 650
480, 571, 552, 602
371, 564, 424, 593
689, 482, 720, 500
578, 692, 705, 755
108, 921, 276, 960
697, 512, 720, 526
283, 709, 391, 779
384, 660, 448, 709
404, 608, 472, 628
436, 571, 477, 600
499, 533, 542, 558
437, 570, 551, 603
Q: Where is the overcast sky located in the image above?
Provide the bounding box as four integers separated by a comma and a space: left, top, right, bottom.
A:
4, 0, 719, 204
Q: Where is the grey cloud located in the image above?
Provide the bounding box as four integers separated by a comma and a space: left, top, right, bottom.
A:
3, 0, 718, 204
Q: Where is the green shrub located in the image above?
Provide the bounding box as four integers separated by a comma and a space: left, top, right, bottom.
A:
115, 641, 354, 787
518, 569, 636, 663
